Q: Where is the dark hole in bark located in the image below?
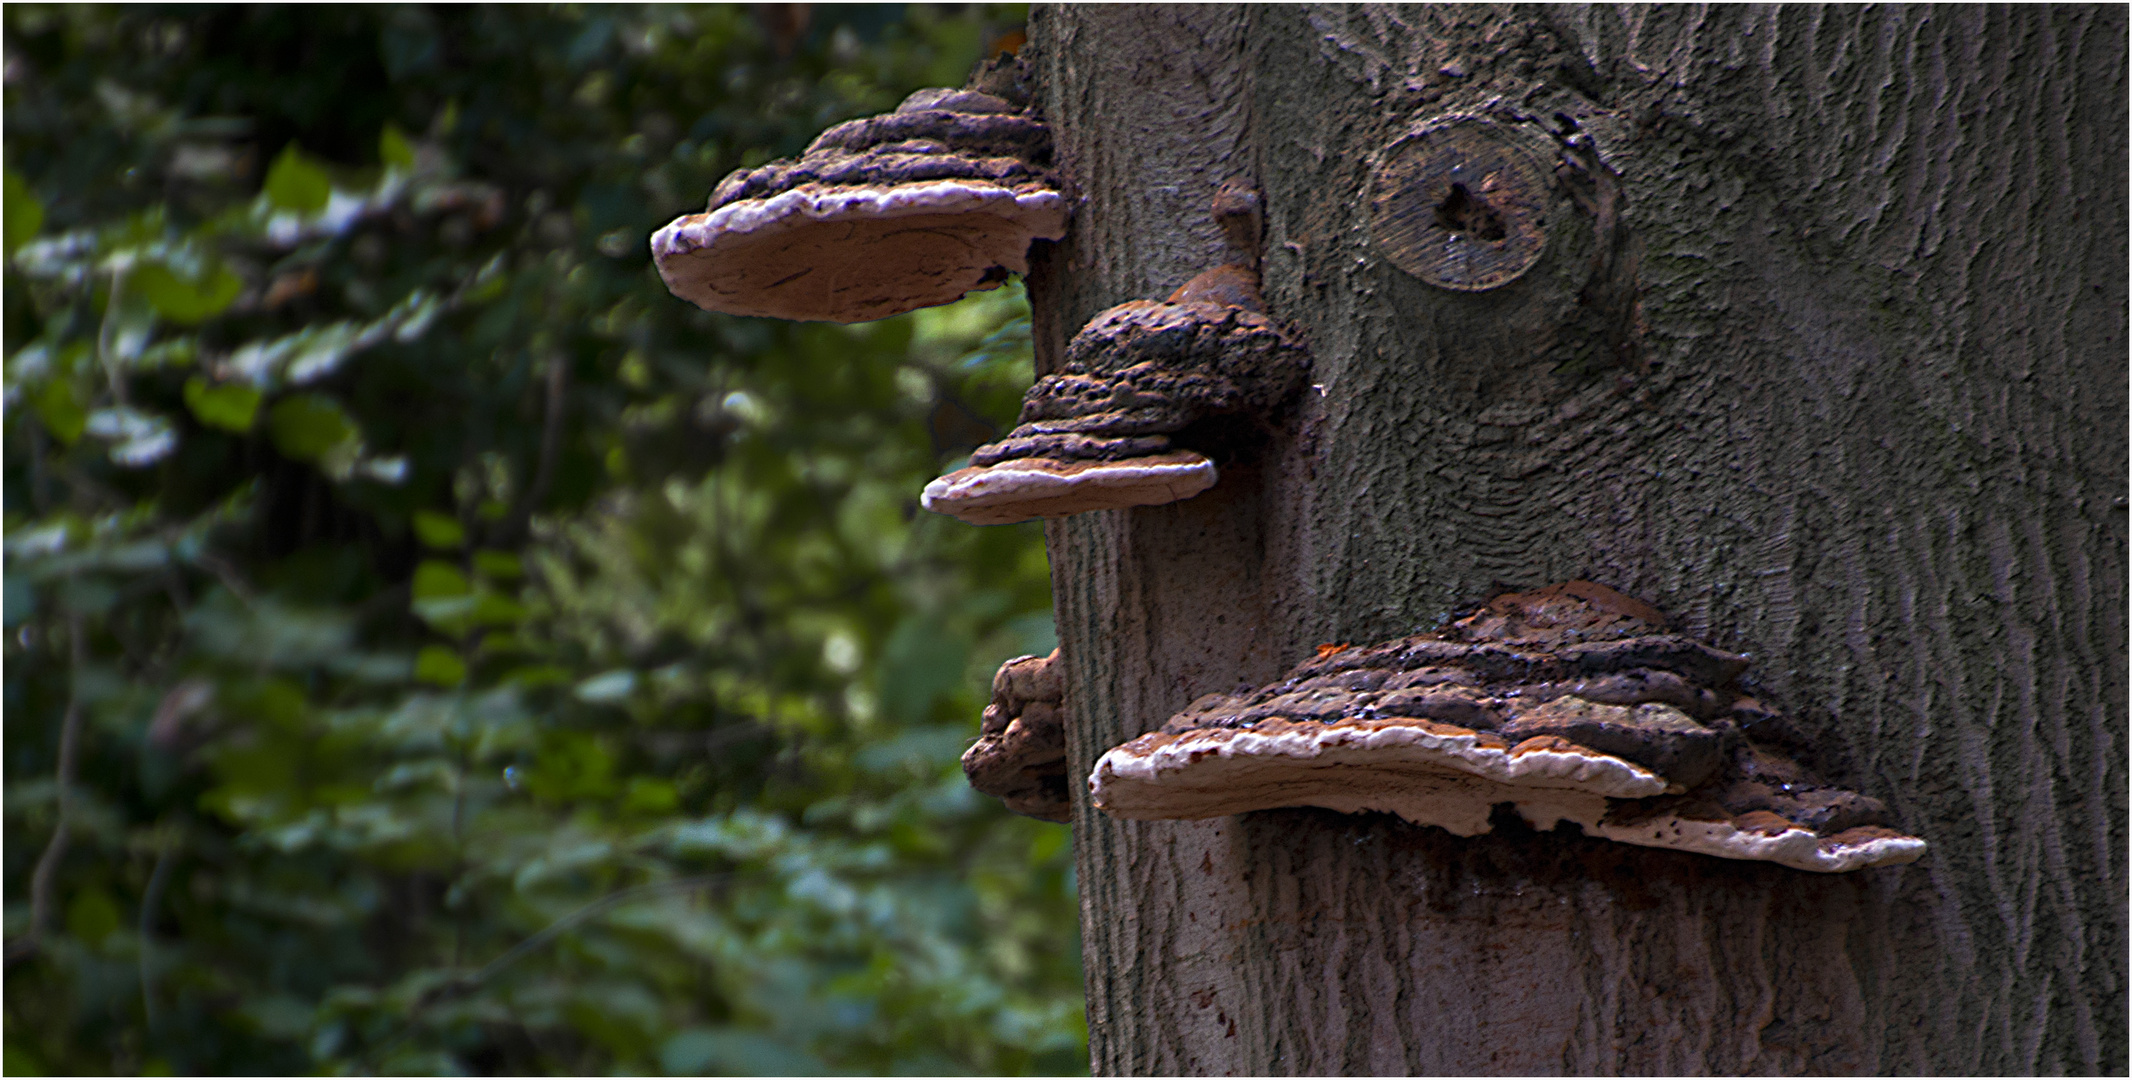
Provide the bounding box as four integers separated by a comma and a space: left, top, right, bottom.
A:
1168, 410, 1271, 468
1435, 183, 1507, 242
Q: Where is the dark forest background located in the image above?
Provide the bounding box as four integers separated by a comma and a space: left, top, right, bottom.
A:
2, 5, 1085, 1074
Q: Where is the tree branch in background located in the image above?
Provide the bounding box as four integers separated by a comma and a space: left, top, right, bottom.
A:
501, 352, 568, 547
138, 834, 179, 1034
190, 552, 255, 609
6, 616, 86, 968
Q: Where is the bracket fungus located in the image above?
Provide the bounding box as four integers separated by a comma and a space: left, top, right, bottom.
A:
963, 649, 1070, 822
1088, 582, 1927, 873
922, 183, 1310, 525
651, 85, 1066, 323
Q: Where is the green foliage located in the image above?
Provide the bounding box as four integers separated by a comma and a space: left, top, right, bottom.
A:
3, 5, 1079, 1075
181, 376, 262, 433
133, 262, 243, 325
264, 393, 358, 462
4, 170, 44, 253
262, 145, 333, 214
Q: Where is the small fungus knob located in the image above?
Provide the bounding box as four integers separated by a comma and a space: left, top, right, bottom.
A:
963, 649, 1070, 822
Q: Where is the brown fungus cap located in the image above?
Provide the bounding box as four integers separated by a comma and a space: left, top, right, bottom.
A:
1087, 582, 1927, 873
651, 88, 1066, 323
922, 296, 1310, 525
962, 649, 1070, 822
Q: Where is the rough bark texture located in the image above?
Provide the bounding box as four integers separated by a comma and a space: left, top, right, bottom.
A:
1023, 5, 2127, 1075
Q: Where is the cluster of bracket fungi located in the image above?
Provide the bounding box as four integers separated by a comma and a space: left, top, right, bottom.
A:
651, 67, 1925, 875
923, 285, 1311, 524
923, 182, 1312, 525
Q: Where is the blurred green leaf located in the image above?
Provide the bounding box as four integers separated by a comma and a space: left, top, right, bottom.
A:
183, 376, 263, 432
64, 888, 122, 945
379, 123, 417, 171
3, 169, 42, 253
469, 592, 525, 626
412, 510, 466, 549
411, 560, 470, 599
31, 376, 87, 444
134, 262, 242, 324
265, 393, 355, 461
472, 549, 521, 578
624, 777, 678, 815
414, 644, 467, 687
879, 615, 970, 724
263, 143, 331, 213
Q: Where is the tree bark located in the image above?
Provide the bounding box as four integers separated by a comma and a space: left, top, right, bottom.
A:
1024, 5, 2127, 1075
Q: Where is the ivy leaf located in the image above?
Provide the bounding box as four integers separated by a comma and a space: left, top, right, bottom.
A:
264, 144, 331, 213
134, 262, 243, 324
183, 376, 263, 432
265, 393, 356, 461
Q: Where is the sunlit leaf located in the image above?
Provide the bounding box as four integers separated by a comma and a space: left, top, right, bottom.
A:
379, 123, 417, 171
411, 560, 470, 599
623, 777, 678, 815
412, 510, 466, 549
413, 644, 467, 686
264, 143, 331, 213
3, 170, 43, 253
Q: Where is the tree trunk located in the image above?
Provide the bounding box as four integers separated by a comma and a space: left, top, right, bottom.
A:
1023, 5, 2126, 1074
